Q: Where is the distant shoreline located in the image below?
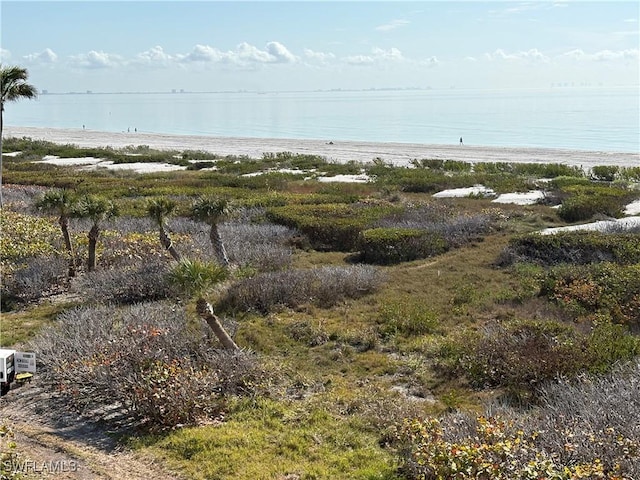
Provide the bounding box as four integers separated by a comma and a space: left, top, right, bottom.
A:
5, 126, 640, 169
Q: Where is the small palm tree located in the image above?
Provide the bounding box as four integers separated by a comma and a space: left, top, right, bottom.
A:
168, 258, 238, 351
1, 65, 38, 206
36, 188, 78, 277
74, 195, 118, 271
190, 196, 231, 267
146, 198, 182, 261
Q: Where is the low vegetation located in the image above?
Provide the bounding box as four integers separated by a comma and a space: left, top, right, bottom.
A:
1, 137, 639, 478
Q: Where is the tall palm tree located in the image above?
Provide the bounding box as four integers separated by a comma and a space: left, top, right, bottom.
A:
146, 198, 182, 262
74, 195, 118, 271
36, 188, 78, 277
190, 196, 231, 267
1, 65, 38, 206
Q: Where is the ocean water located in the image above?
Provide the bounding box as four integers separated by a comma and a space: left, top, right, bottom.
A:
6, 87, 639, 153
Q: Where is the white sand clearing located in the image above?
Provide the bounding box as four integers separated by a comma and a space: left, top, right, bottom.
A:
432, 185, 495, 198
492, 191, 546, 206
317, 174, 371, 183
5, 126, 639, 169
625, 199, 640, 216
540, 216, 640, 235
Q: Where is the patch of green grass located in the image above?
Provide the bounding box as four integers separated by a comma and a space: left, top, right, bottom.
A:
0, 302, 72, 347
133, 398, 400, 480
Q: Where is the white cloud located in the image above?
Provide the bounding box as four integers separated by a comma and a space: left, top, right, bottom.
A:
344, 47, 404, 66
180, 44, 226, 63
135, 46, 174, 66
485, 48, 549, 62
178, 42, 296, 66
265, 41, 297, 63
236, 42, 274, 63
303, 49, 336, 63
23, 48, 57, 64
69, 50, 123, 69
372, 47, 404, 61
623, 18, 637, 23
560, 48, 639, 62
344, 54, 375, 66
376, 19, 410, 32
0, 48, 11, 61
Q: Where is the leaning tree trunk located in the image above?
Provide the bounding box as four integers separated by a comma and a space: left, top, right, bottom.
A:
196, 298, 239, 351
159, 226, 182, 261
60, 216, 76, 277
209, 224, 229, 267
87, 223, 99, 272
0, 107, 4, 207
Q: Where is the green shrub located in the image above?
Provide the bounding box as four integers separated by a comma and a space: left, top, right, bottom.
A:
450, 320, 587, 396
558, 195, 622, 222
591, 165, 620, 182
498, 232, 640, 267
438, 319, 639, 399
359, 228, 447, 264
267, 203, 400, 251
540, 262, 640, 327
377, 297, 439, 337
410, 158, 472, 172
584, 321, 640, 373
557, 185, 631, 222
548, 176, 593, 189
619, 166, 640, 182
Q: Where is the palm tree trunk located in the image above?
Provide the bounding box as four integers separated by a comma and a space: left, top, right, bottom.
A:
159, 227, 182, 261
88, 224, 99, 271
209, 224, 229, 267
60, 216, 76, 277
196, 298, 239, 351
1, 107, 4, 207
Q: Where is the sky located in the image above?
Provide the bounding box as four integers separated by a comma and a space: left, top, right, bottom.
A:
1, 1, 638, 93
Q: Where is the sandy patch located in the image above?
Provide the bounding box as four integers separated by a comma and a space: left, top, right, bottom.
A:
242, 168, 309, 177
492, 191, 546, 206
36, 155, 186, 173
625, 199, 640, 216
433, 185, 495, 198
317, 174, 371, 183
540, 216, 640, 235
90, 161, 186, 173
40, 155, 104, 166
6, 126, 639, 169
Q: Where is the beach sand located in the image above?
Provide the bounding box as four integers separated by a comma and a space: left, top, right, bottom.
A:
5, 126, 640, 169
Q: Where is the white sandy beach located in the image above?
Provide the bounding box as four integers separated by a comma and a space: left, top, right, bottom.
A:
5, 126, 639, 169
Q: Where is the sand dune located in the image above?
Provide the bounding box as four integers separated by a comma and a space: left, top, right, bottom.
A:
5, 126, 639, 169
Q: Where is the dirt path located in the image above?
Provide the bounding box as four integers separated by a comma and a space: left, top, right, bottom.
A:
0, 379, 182, 480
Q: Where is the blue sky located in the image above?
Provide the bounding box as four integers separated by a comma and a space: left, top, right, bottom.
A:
1, 1, 638, 92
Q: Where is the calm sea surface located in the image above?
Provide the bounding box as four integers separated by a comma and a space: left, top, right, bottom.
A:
6, 88, 639, 153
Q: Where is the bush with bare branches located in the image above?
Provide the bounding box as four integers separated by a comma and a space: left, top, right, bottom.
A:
29, 302, 269, 429
2, 255, 68, 306
394, 360, 640, 479
220, 265, 384, 313
73, 261, 178, 304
